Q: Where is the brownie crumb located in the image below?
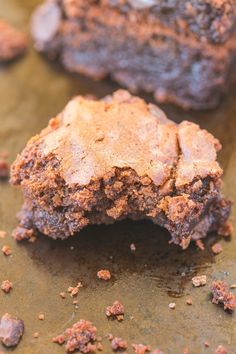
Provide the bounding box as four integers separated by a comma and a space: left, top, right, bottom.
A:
97, 270, 111, 281
111, 337, 128, 351
132, 343, 151, 354
106, 301, 125, 321
211, 280, 236, 312
230, 284, 236, 289
211, 243, 223, 255
2, 245, 12, 256
0, 21, 27, 62
33, 332, 39, 338
38, 313, 45, 321
215, 345, 227, 354
97, 342, 103, 351
60, 292, 66, 299
0, 231, 6, 239
53, 319, 97, 353
0, 313, 24, 347
195, 239, 205, 251
107, 333, 114, 341
67, 282, 83, 297
0, 159, 9, 180
12, 226, 36, 242
204, 341, 210, 347
186, 298, 193, 306
192, 275, 207, 287
130, 243, 136, 252
1, 280, 13, 294
168, 302, 176, 309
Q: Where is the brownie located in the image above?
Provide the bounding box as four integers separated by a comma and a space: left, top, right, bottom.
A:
0, 21, 27, 62
10, 90, 231, 248
31, 0, 236, 110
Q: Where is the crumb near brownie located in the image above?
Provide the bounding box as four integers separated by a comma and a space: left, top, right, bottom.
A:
215, 345, 228, 354
0, 313, 24, 347
106, 301, 125, 320
0, 231, 6, 239
1, 280, 13, 294
111, 337, 128, 351
211, 280, 236, 312
1, 245, 12, 256
132, 343, 151, 354
10, 91, 231, 248
192, 275, 207, 287
0, 21, 27, 62
97, 269, 111, 280
211, 243, 223, 254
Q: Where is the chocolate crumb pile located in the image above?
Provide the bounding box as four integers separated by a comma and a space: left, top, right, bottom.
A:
0, 313, 24, 347
53, 319, 97, 353
211, 280, 236, 312
97, 269, 111, 281
106, 301, 125, 321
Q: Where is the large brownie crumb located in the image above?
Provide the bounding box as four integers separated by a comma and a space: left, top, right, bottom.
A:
53, 319, 97, 353
10, 91, 231, 248
192, 275, 207, 287
132, 343, 151, 354
111, 337, 128, 351
106, 301, 125, 321
0, 313, 24, 347
211, 280, 236, 312
0, 21, 27, 62
97, 269, 111, 281
1, 280, 13, 294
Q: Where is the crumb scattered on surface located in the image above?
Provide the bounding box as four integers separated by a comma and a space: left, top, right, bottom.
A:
38, 314, 45, 321
97, 342, 103, 351
97, 270, 111, 281
12, 226, 36, 242
0, 231, 6, 239
111, 337, 128, 351
67, 282, 83, 297
195, 239, 205, 251
107, 333, 114, 341
218, 221, 233, 237
0, 313, 24, 347
0, 159, 9, 180
186, 298, 193, 305
60, 292, 66, 299
204, 341, 210, 347
215, 345, 228, 354
211, 280, 236, 312
132, 343, 151, 354
230, 284, 236, 289
1, 280, 13, 293
53, 319, 97, 353
211, 243, 223, 255
130, 243, 136, 252
192, 275, 207, 287
33, 332, 39, 338
106, 301, 125, 321
2, 245, 12, 256
168, 302, 176, 309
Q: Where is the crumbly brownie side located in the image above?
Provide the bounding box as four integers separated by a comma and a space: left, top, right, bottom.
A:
0, 21, 27, 62
62, 0, 236, 44
31, 0, 236, 110
11, 91, 231, 247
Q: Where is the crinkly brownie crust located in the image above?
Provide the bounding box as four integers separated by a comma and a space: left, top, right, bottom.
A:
31, 0, 236, 110
11, 90, 231, 247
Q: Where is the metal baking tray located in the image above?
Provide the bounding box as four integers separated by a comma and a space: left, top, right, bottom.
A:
0, 1, 235, 353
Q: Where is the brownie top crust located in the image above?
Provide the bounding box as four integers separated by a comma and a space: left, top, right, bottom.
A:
28, 90, 221, 188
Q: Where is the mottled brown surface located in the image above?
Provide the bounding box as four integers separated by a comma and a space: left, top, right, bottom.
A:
0, 1, 236, 353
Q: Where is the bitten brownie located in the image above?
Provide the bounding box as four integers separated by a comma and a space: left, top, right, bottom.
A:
10, 90, 231, 248
0, 21, 27, 62
31, 0, 236, 110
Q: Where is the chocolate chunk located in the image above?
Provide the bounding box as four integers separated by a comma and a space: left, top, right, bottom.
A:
211, 280, 236, 312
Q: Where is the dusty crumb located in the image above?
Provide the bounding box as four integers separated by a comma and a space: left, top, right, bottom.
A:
130, 243, 136, 252
192, 275, 207, 287
0, 231, 6, 239
204, 341, 210, 347
52, 334, 66, 345
211, 280, 236, 312
132, 343, 151, 354
211, 243, 223, 255
0, 159, 9, 179
1, 280, 13, 293
97, 269, 111, 281
97, 342, 103, 351
106, 301, 125, 320
107, 333, 114, 341
12, 226, 36, 242
214, 345, 227, 354
111, 337, 128, 351
33, 332, 39, 338
195, 239, 205, 251
60, 292, 66, 299
67, 282, 83, 297
168, 302, 176, 309
186, 298, 193, 305
0, 313, 24, 347
38, 314, 45, 321
218, 221, 233, 237
52, 319, 97, 353
2, 245, 12, 256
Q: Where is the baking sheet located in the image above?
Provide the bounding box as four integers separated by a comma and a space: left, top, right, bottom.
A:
0, 1, 235, 353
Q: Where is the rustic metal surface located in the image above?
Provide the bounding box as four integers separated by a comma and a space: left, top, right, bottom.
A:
0, 1, 235, 353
